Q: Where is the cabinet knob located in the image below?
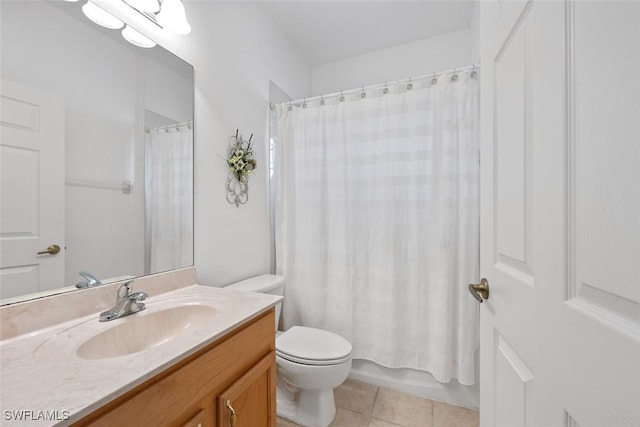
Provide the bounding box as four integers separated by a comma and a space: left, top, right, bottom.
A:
225, 399, 237, 427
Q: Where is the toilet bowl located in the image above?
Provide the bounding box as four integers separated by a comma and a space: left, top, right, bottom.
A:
226, 275, 352, 427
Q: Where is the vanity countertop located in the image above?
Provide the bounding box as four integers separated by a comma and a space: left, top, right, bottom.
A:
0, 284, 281, 427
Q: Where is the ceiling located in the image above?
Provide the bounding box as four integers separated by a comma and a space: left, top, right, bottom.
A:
261, 1, 476, 66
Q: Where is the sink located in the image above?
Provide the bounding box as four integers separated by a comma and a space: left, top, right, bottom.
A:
76, 304, 216, 360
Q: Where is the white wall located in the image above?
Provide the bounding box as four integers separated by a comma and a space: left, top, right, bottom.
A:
144, 2, 311, 286
470, 3, 481, 64
311, 30, 472, 96
144, 54, 193, 124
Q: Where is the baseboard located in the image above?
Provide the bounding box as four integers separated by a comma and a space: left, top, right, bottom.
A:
348, 359, 479, 410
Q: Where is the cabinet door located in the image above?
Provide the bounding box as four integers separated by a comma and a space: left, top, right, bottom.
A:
217, 352, 276, 427
180, 409, 206, 427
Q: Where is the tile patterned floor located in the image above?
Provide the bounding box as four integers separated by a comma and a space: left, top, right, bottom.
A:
277, 379, 479, 427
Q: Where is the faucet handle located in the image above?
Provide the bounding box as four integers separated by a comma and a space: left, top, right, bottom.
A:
117, 281, 134, 300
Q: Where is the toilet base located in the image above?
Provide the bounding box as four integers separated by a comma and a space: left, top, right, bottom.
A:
276, 383, 337, 427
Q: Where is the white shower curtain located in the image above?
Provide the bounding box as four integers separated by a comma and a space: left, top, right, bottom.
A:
146, 126, 193, 273
275, 72, 480, 385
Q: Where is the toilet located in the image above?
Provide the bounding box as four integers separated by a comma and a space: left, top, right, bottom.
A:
227, 274, 352, 427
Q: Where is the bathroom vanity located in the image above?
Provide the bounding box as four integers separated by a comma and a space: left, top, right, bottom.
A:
0, 268, 280, 427
73, 309, 276, 427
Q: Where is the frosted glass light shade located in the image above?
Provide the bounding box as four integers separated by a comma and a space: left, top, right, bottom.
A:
157, 0, 191, 35
82, 1, 124, 29
124, 0, 160, 13
122, 25, 157, 48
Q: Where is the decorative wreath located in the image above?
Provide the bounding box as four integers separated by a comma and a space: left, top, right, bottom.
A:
227, 130, 256, 182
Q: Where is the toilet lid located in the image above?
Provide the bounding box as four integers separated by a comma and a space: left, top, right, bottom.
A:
276, 326, 352, 365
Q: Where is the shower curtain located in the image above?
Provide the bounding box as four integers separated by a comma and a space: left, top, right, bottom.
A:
146, 126, 193, 274
275, 71, 480, 385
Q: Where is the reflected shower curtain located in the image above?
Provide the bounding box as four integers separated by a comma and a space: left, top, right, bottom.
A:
146, 126, 193, 273
275, 72, 479, 384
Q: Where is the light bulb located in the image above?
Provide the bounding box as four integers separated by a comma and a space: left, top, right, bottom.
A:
157, 0, 191, 35
124, 0, 160, 13
122, 25, 157, 48
82, 1, 124, 29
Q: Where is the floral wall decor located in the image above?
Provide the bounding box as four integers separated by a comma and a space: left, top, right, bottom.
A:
226, 129, 256, 206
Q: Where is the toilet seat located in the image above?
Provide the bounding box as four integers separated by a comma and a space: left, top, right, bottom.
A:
276, 326, 352, 366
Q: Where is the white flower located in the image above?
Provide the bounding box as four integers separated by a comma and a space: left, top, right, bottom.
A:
235, 159, 246, 171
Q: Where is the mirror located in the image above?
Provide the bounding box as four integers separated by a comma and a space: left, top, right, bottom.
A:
0, 0, 194, 304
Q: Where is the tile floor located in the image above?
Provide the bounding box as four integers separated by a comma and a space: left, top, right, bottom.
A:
277, 379, 479, 427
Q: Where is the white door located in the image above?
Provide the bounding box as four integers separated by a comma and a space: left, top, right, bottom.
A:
478, 1, 640, 426
0, 80, 65, 300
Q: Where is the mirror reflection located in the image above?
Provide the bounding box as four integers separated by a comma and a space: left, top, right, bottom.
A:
0, 0, 194, 303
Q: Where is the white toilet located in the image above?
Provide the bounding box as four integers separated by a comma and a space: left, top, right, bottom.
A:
227, 274, 352, 427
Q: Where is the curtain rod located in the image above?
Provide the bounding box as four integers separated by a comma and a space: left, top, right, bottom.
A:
145, 120, 193, 133
270, 64, 479, 110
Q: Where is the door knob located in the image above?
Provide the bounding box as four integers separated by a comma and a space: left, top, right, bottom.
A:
468, 278, 490, 303
37, 244, 61, 255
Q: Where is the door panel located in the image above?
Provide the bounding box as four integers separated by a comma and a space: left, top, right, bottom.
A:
481, 3, 540, 425
480, 1, 640, 426
493, 332, 533, 427
561, 1, 640, 425
569, 0, 640, 313
0, 145, 40, 244
0, 80, 65, 299
493, 2, 534, 280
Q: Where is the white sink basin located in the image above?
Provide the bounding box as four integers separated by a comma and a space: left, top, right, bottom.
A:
32, 296, 227, 363
77, 304, 217, 360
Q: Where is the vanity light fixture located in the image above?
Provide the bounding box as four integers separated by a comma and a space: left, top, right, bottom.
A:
71, 0, 191, 49
122, 25, 157, 48
82, 1, 125, 30
156, 0, 191, 35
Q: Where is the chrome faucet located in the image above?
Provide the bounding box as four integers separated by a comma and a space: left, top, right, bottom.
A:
99, 281, 147, 322
76, 271, 102, 289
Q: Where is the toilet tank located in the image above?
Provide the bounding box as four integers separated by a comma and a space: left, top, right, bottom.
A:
226, 274, 284, 330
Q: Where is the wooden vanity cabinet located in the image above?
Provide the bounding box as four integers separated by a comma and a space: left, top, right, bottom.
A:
217, 353, 276, 427
72, 309, 276, 427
